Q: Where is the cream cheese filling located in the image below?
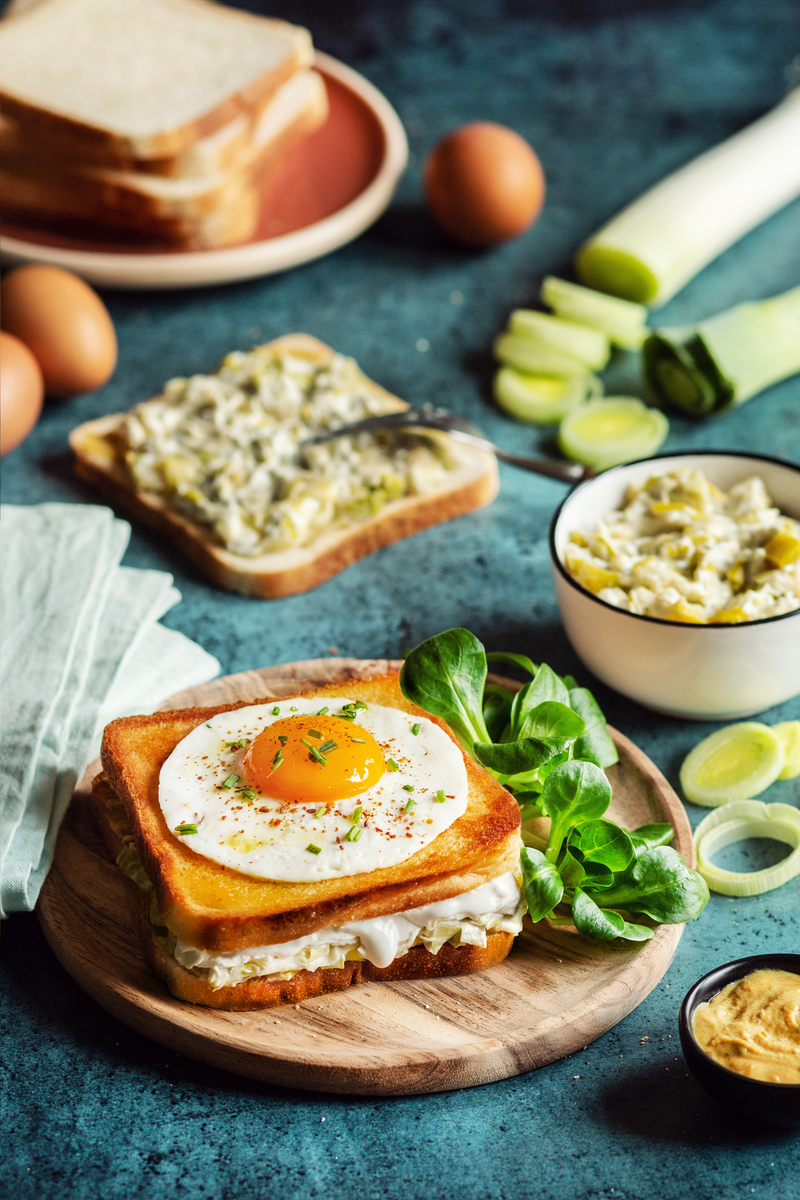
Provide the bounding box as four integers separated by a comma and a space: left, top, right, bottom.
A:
116, 839, 523, 990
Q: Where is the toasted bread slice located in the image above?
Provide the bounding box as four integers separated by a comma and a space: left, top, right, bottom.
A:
92, 779, 513, 1010
0, 0, 313, 160
70, 335, 499, 598
99, 673, 521, 953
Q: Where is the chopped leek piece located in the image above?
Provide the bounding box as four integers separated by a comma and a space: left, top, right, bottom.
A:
576, 89, 800, 305
508, 310, 611, 370
693, 800, 800, 896
558, 397, 668, 470
680, 722, 785, 807
493, 366, 600, 424
494, 332, 594, 377
540, 276, 648, 349
643, 286, 800, 415
774, 721, 800, 781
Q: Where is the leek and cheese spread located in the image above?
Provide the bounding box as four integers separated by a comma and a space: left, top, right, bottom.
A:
123, 349, 451, 557
565, 468, 800, 623
117, 838, 523, 989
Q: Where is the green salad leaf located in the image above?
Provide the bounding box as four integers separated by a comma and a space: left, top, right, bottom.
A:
568, 688, 619, 768
572, 888, 654, 943
399, 628, 490, 751
399, 628, 709, 944
598, 846, 710, 923
540, 760, 612, 861
521, 846, 564, 922
474, 736, 570, 777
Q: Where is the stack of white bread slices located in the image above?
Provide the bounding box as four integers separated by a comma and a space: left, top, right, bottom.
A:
0, 0, 329, 248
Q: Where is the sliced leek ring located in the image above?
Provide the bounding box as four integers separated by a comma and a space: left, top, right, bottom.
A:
694, 800, 800, 896
680, 722, 786, 807
774, 720, 800, 780
557, 397, 669, 471
493, 367, 600, 424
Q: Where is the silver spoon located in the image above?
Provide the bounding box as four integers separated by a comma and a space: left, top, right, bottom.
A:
302, 406, 592, 484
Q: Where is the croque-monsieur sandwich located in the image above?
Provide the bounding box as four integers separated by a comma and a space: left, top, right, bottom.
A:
93, 673, 523, 1009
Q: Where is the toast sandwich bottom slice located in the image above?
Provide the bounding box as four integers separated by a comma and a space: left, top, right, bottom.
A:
69, 335, 499, 597
96, 673, 522, 1009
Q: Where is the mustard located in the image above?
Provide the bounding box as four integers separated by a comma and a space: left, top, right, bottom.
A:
693, 969, 800, 1084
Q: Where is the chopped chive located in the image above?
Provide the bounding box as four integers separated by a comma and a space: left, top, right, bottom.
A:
386, 759, 399, 772
435, 789, 446, 803
271, 706, 280, 716
307, 728, 323, 739
402, 784, 415, 793
272, 750, 284, 769
306, 843, 322, 855
316, 707, 329, 716
205, 724, 213, 729
221, 773, 240, 790
335, 712, 356, 720
290, 707, 298, 712
344, 825, 363, 842
300, 738, 328, 765
352, 700, 368, 711
241, 789, 257, 803
224, 738, 246, 749
351, 737, 366, 744
350, 806, 363, 824
175, 823, 198, 835
318, 740, 338, 754
411, 723, 421, 736
314, 805, 327, 818
278, 735, 288, 746
403, 798, 415, 814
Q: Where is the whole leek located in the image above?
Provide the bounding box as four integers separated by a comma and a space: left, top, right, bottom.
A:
643, 285, 800, 415
576, 89, 800, 306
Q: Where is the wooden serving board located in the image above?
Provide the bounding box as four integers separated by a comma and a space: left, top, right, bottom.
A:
37, 658, 694, 1096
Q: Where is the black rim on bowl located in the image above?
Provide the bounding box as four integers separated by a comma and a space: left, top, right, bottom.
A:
549, 450, 800, 631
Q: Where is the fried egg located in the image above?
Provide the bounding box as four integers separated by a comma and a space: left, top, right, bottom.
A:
159, 696, 469, 881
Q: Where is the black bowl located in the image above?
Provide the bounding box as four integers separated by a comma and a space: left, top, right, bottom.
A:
679, 954, 800, 1127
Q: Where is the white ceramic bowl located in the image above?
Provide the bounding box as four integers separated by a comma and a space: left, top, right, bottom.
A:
550, 451, 800, 720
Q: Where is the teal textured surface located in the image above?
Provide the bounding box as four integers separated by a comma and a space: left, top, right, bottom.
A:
2, 0, 799, 1195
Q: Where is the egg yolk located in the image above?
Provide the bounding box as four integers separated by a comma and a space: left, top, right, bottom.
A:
243, 715, 385, 802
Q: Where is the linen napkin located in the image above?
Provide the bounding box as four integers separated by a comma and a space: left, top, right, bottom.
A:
0, 503, 220, 916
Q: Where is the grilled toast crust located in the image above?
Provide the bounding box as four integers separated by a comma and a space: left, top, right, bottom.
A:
69, 334, 499, 598
91, 772, 515, 1010
99, 673, 521, 952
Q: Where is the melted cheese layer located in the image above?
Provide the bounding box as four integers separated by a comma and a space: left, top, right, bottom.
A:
171, 871, 524, 988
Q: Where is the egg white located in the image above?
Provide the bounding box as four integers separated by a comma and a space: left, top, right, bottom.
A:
159, 696, 469, 881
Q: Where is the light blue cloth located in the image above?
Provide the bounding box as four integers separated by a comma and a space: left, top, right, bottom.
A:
0, 504, 220, 916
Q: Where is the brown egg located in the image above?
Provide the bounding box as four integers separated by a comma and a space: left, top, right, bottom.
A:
0, 332, 44, 456
425, 122, 545, 247
1, 265, 117, 397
